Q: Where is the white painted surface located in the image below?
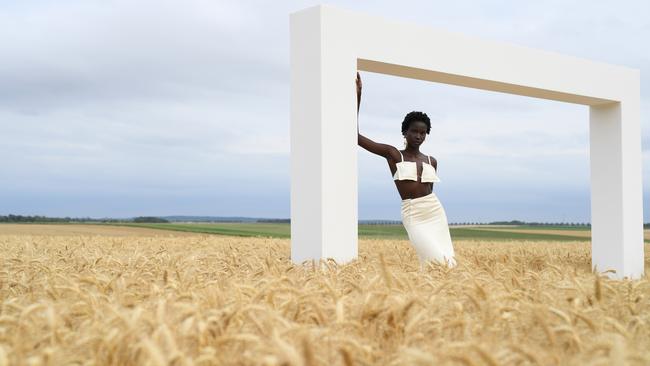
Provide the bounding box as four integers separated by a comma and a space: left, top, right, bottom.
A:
290, 5, 643, 279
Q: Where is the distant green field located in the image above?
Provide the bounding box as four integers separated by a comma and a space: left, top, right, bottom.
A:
495, 225, 592, 231
449, 228, 590, 241
110, 223, 291, 238
107, 223, 626, 242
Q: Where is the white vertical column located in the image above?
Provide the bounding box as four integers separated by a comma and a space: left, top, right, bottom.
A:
290, 6, 358, 265
589, 96, 644, 279
290, 7, 322, 264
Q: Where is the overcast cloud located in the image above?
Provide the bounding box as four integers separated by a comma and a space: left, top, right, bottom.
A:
1, 0, 648, 222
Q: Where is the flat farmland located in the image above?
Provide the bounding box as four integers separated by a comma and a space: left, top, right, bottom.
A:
58, 222, 650, 242
0, 224, 201, 237
0, 229, 649, 365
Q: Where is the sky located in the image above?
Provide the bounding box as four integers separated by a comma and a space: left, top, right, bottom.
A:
1, 0, 649, 222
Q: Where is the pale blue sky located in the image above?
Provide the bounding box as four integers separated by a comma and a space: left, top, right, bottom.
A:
1, 0, 648, 222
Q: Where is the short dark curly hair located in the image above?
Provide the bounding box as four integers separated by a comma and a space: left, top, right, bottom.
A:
401, 111, 431, 135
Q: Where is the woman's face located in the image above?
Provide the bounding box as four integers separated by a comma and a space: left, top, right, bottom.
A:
404, 121, 428, 147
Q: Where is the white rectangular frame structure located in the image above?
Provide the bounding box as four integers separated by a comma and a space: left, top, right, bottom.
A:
290, 5, 644, 279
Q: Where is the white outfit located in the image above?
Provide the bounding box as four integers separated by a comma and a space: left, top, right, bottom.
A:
392, 151, 439, 183
393, 150, 457, 268
401, 192, 457, 268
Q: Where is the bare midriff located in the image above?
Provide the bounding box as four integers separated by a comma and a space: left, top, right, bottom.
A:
394, 179, 433, 200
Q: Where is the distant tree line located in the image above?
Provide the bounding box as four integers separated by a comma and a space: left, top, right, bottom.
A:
215, 218, 650, 228
456, 222, 650, 228
257, 219, 602, 226
3, 214, 648, 228
0, 214, 100, 223
132, 216, 169, 223
360, 220, 402, 225
0, 214, 168, 223
451, 220, 593, 226
256, 219, 402, 224
256, 219, 629, 227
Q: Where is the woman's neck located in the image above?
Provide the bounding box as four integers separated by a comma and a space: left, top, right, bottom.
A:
404, 145, 420, 154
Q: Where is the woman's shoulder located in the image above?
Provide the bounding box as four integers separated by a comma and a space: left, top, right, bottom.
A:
416, 152, 434, 161
427, 155, 438, 169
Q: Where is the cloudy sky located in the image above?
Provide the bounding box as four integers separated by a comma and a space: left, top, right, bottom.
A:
1, 0, 648, 222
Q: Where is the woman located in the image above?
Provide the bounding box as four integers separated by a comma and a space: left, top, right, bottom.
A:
356, 72, 457, 269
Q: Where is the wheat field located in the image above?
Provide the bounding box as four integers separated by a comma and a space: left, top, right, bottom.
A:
0, 232, 649, 365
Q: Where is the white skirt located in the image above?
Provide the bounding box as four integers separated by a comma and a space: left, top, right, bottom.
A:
401, 192, 457, 269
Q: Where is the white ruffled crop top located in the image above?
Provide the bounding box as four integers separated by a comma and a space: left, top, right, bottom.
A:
393, 150, 441, 183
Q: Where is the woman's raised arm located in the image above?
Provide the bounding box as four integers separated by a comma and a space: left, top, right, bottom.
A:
356, 72, 398, 159
358, 134, 397, 159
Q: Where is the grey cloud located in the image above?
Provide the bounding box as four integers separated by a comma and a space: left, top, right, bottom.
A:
0, 1, 287, 114
1, 0, 648, 220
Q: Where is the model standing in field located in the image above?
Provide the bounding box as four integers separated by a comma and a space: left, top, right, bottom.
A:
356, 72, 457, 269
